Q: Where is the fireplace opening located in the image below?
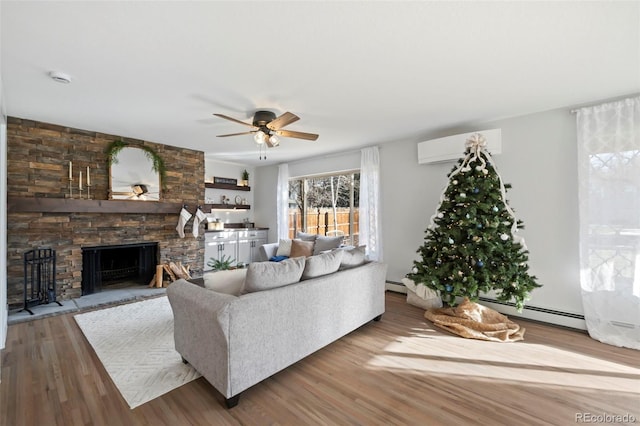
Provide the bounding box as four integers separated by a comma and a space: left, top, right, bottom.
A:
101, 246, 143, 284
82, 242, 158, 295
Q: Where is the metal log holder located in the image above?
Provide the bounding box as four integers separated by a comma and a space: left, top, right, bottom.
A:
22, 248, 62, 314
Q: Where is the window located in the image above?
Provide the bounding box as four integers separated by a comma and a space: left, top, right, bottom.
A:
576, 96, 640, 349
288, 171, 360, 245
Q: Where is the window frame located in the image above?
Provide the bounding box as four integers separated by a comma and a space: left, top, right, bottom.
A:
288, 169, 360, 245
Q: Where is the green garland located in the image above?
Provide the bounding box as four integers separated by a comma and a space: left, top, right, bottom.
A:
107, 139, 167, 189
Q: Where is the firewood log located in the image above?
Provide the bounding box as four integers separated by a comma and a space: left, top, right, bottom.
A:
178, 262, 192, 279
169, 262, 187, 280
156, 265, 164, 288
163, 263, 177, 281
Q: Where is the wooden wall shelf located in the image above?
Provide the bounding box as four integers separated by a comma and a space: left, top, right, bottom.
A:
205, 183, 251, 191
7, 197, 184, 214
205, 203, 250, 210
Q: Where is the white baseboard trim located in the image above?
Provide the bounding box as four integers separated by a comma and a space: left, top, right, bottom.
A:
385, 281, 407, 294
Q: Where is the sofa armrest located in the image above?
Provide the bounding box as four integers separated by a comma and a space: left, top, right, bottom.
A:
166, 279, 237, 397
258, 242, 279, 261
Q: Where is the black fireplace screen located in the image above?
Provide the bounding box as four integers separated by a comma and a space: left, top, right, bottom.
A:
82, 242, 158, 295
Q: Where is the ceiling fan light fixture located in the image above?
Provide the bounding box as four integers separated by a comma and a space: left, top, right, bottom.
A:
214, 110, 319, 151
254, 131, 266, 144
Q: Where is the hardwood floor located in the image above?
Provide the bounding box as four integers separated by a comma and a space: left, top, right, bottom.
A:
2, 292, 639, 425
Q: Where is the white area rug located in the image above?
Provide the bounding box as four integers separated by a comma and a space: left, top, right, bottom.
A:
74, 296, 201, 409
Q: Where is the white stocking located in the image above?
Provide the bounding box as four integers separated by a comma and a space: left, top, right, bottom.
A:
176, 207, 192, 238
192, 208, 207, 238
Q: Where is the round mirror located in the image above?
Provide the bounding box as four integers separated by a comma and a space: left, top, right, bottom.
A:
109, 147, 161, 200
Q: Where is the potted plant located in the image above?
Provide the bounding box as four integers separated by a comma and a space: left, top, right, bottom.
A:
207, 254, 236, 271
241, 169, 249, 186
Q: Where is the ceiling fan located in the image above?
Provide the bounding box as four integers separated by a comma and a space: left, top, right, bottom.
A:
214, 110, 319, 148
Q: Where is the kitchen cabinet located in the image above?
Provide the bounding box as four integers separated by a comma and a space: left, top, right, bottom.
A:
237, 229, 268, 265
204, 229, 268, 271
204, 231, 238, 271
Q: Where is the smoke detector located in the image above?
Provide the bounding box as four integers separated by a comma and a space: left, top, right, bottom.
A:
48, 71, 72, 84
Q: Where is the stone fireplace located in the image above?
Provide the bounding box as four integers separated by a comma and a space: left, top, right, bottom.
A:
81, 242, 159, 295
5, 117, 206, 308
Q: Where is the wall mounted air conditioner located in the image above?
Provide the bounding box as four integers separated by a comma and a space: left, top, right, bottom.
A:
418, 128, 502, 164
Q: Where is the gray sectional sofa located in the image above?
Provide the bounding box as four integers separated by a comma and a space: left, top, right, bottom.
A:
167, 253, 387, 408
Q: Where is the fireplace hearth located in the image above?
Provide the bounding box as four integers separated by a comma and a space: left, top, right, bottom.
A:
82, 242, 158, 295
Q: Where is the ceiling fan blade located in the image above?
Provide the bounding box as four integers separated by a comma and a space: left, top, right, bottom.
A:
267, 112, 299, 130
213, 113, 256, 128
275, 129, 319, 141
217, 131, 256, 137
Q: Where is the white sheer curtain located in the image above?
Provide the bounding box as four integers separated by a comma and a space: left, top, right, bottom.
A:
359, 146, 383, 261
276, 163, 289, 240
576, 96, 640, 350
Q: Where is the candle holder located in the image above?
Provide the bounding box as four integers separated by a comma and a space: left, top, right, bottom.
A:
67, 178, 74, 198
79, 187, 84, 199
86, 184, 91, 200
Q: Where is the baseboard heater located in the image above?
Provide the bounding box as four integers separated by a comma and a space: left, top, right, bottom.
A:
476, 297, 584, 320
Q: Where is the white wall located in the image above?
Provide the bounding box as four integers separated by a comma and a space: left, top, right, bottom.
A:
253, 165, 279, 243
0, 53, 7, 363
254, 104, 586, 327
204, 157, 255, 225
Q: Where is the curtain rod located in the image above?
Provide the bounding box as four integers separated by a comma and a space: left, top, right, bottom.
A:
285, 146, 368, 167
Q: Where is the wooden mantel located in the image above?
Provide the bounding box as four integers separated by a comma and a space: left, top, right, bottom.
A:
7, 197, 184, 214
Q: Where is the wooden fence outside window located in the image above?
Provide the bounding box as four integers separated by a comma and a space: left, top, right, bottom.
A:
288, 208, 359, 246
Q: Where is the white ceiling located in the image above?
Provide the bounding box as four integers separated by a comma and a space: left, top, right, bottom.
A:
2, 1, 639, 166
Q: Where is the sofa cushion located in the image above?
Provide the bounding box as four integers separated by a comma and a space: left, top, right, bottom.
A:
289, 239, 315, 258
275, 239, 293, 256
339, 245, 368, 269
301, 249, 344, 280
203, 269, 247, 296
242, 257, 306, 293
296, 232, 318, 242
313, 235, 344, 255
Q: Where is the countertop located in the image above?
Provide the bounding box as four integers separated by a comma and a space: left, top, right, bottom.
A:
205, 227, 269, 233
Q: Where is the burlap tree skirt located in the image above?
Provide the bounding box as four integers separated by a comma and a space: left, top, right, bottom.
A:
425, 297, 525, 342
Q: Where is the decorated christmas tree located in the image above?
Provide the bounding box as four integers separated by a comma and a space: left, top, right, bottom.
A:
407, 134, 540, 311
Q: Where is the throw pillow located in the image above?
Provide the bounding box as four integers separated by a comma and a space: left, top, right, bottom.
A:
269, 255, 289, 262
276, 239, 293, 257
301, 249, 344, 280
289, 239, 315, 258
203, 269, 247, 296
296, 232, 318, 242
313, 235, 344, 255
339, 245, 368, 269
242, 257, 306, 293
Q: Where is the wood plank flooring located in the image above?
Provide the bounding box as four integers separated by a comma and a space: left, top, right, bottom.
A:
2, 292, 639, 425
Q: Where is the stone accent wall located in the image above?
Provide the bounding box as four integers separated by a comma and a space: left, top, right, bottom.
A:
6, 117, 205, 308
